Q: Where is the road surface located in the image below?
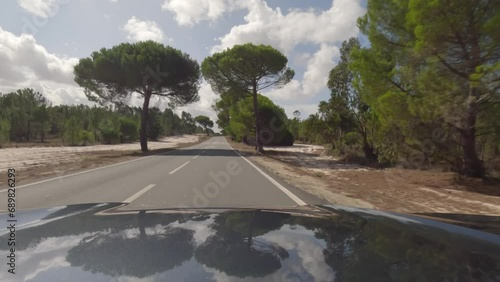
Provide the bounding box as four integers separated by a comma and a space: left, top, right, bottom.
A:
0, 137, 323, 211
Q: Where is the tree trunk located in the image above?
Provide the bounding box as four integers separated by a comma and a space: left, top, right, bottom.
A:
360, 130, 377, 160
460, 88, 484, 177
205, 127, 209, 136
138, 210, 146, 240
462, 129, 483, 177
140, 92, 151, 152
252, 83, 263, 152
26, 120, 30, 141
247, 212, 255, 250
362, 138, 377, 160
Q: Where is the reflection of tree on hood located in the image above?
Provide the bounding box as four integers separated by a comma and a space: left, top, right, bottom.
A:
195, 211, 290, 278
298, 210, 500, 281
0, 205, 191, 251
66, 211, 195, 278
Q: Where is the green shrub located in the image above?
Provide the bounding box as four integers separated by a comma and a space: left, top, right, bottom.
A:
0, 118, 11, 148
119, 117, 139, 143
344, 132, 360, 146
81, 130, 95, 146
99, 118, 121, 144
64, 117, 83, 146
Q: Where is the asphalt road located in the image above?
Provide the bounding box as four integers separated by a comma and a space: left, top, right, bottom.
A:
0, 137, 324, 211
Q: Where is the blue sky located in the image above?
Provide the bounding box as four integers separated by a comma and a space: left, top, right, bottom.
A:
0, 0, 366, 128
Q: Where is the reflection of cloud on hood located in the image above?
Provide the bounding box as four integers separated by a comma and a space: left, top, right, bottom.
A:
262, 225, 335, 282
170, 215, 216, 246
0, 234, 100, 282
115, 224, 186, 240
200, 225, 335, 282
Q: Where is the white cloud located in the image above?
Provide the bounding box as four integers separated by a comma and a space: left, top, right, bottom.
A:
293, 52, 311, 66
211, 0, 365, 53
162, 0, 247, 26
0, 27, 215, 122
17, 0, 62, 18
123, 16, 167, 43
281, 103, 319, 120
302, 44, 339, 97
176, 82, 219, 129
0, 27, 87, 105
7, 0, 365, 123
267, 44, 339, 100
205, 0, 363, 108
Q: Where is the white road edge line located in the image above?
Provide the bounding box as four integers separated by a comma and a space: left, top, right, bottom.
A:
0, 138, 213, 193
223, 138, 306, 206
169, 161, 190, 175
0, 155, 160, 193
124, 184, 156, 204
193, 154, 201, 159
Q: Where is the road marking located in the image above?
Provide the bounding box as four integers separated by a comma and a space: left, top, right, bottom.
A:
124, 184, 156, 203
169, 161, 190, 175
0, 138, 215, 193
192, 150, 206, 159
223, 138, 306, 206
0, 155, 158, 193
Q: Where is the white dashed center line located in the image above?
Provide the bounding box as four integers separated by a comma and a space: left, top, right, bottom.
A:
124, 184, 156, 203
168, 161, 190, 175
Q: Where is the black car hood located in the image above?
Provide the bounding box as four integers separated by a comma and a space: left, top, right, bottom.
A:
1, 204, 499, 282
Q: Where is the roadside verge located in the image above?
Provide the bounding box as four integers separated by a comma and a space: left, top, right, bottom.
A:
0, 135, 210, 187
226, 138, 500, 215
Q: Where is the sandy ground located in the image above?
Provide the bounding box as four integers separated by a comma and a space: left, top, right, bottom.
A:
230, 140, 500, 215
0, 135, 199, 172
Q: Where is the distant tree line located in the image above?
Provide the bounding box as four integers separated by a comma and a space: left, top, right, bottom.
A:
0, 88, 211, 147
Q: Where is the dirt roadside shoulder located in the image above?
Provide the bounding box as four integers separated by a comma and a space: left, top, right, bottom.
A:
0, 135, 210, 187
227, 138, 500, 215
227, 139, 375, 209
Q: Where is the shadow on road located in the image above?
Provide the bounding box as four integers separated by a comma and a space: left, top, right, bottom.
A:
129, 148, 240, 158
164, 148, 239, 157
